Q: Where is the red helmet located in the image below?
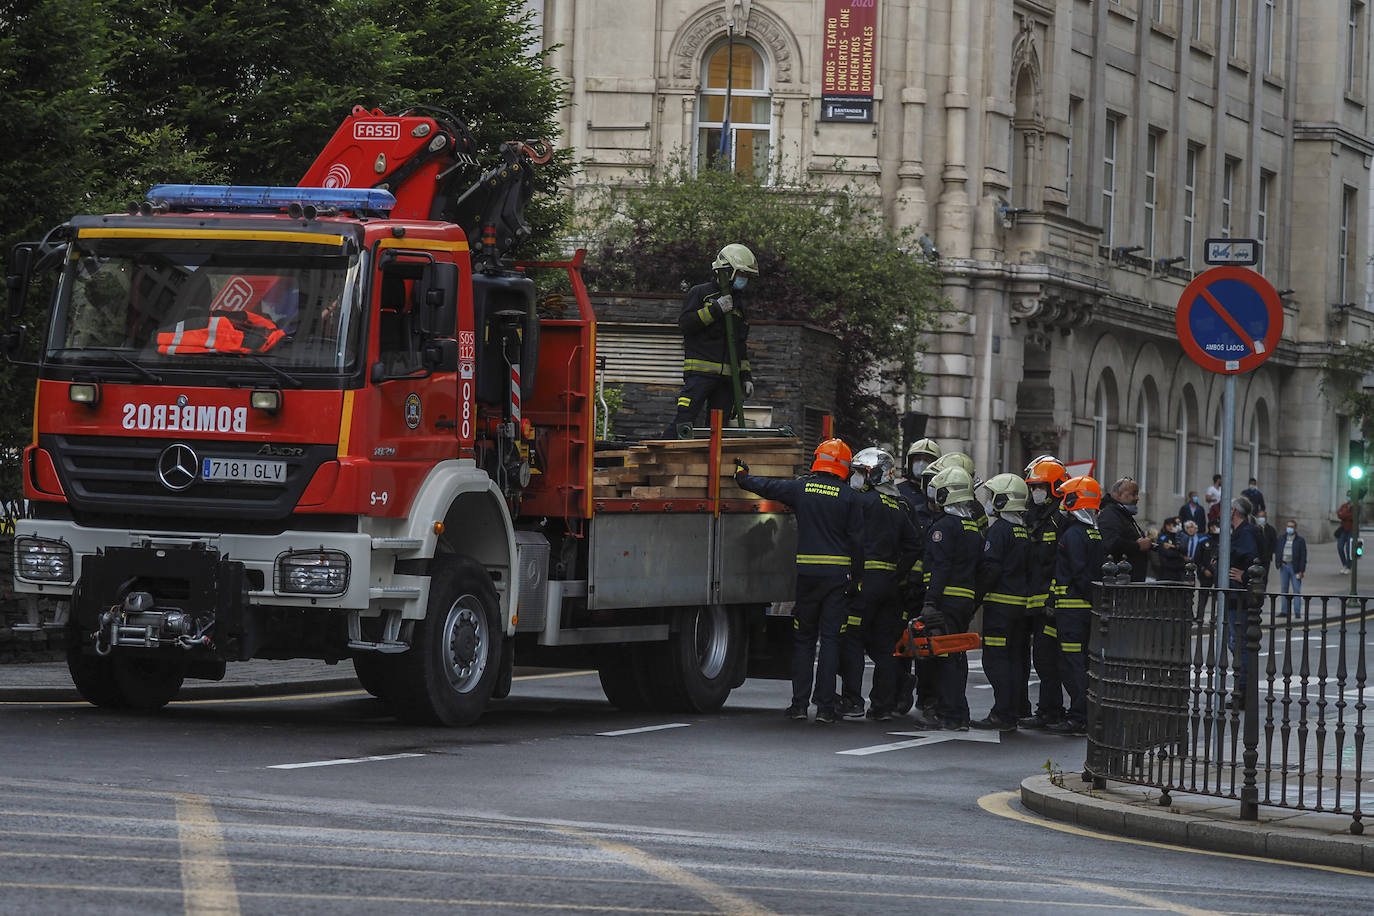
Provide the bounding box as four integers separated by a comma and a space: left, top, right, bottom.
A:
1059, 475, 1103, 512
812, 438, 852, 478
1025, 457, 1070, 497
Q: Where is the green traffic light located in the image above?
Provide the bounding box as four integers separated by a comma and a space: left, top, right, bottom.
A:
1351, 465, 1365, 481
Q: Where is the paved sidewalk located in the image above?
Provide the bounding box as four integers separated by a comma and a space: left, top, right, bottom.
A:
0, 657, 360, 702
1020, 773, 1373, 871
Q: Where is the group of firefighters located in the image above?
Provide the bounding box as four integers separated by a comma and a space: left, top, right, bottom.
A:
736, 442, 1105, 734
674, 244, 1105, 734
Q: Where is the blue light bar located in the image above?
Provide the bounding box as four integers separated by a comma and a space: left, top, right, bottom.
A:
145, 185, 396, 213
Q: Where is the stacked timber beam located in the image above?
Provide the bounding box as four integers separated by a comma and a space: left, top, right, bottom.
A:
593, 438, 806, 500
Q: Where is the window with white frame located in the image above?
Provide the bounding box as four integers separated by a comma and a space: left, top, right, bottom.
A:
1174, 406, 1189, 496
1144, 130, 1160, 258
696, 40, 772, 179
1135, 391, 1150, 497
1184, 146, 1199, 268
1230, 1, 1245, 58
1349, 1, 1366, 95
1340, 185, 1356, 302
1257, 171, 1272, 274
1262, 0, 1277, 72
1093, 379, 1111, 481
1195, 0, 1209, 42
1153, 0, 1166, 24
1221, 158, 1238, 238
1102, 115, 1119, 246
1249, 418, 1261, 482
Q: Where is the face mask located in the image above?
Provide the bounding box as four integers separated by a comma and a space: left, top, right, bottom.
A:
926, 483, 938, 500
732, 276, 748, 291
1032, 489, 1048, 505
1191, 496, 1199, 503
984, 500, 998, 518
1123, 503, 1139, 516
1256, 517, 1267, 526
910, 460, 928, 478
849, 473, 865, 491
1286, 526, 1295, 535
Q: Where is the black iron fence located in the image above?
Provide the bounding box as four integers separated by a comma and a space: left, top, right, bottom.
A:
1086, 569, 1369, 835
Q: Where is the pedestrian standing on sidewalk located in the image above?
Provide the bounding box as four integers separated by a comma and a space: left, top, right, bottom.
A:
1337, 494, 1354, 574
1253, 510, 1277, 589
1275, 521, 1307, 619
1098, 477, 1153, 582
1179, 492, 1207, 530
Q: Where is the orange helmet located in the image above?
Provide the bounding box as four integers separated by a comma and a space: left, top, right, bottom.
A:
1025, 457, 1069, 496
812, 438, 852, 478
1060, 475, 1102, 516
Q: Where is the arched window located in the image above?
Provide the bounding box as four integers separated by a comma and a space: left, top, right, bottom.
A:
1092, 372, 1117, 480
697, 39, 771, 179
1174, 385, 1198, 497
1134, 388, 1151, 497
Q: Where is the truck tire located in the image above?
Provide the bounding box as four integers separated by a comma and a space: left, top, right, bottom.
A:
110, 656, 185, 710
597, 646, 656, 711
67, 647, 124, 709
352, 655, 395, 699
388, 556, 502, 726
649, 606, 745, 713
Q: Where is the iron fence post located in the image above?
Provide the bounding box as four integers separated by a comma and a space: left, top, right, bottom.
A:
1241, 561, 1265, 820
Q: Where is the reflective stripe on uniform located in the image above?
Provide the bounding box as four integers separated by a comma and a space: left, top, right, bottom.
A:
961, 520, 980, 531
985, 593, 1028, 606
1060, 641, 1082, 652
864, 560, 897, 571
1028, 593, 1050, 609
677, 396, 692, 407
943, 586, 976, 599
683, 358, 730, 375
696, 305, 715, 325
983, 636, 1007, 647
846, 615, 863, 626
1043, 625, 1058, 637
1057, 598, 1092, 609
797, 554, 851, 566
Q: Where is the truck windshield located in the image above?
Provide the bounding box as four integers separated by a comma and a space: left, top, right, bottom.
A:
45, 232, 366, 378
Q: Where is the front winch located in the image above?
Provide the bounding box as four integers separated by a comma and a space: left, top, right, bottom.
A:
94, 591, 213, 655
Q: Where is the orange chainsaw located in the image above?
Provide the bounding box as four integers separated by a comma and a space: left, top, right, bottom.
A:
894, 619, 981, 658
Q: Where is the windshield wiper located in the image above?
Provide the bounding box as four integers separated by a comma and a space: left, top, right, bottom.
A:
49, 348, 162, 383
235, 352, 305, 388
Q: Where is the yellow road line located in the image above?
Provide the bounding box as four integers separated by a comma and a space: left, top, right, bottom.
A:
175, 794, 240, 916
978, 790, 1373, 878
561, 826, 780, 916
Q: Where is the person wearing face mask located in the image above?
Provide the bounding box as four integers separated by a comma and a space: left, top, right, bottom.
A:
838, 448, 921, 720
1046, 475, 1106, 736
893, 438, 942, 715
1179, 491, 1207, 530
664, 244, 759, 437
1156, 517, 1188, 582
971, 473, 1031, 731
1253, 510, 1278, 589
1275, 520, 1307, 618
1097, 477, 1153, 582
1020, 456, 1071, 729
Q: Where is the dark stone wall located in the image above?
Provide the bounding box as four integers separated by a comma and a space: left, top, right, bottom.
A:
591, 292, 841, 445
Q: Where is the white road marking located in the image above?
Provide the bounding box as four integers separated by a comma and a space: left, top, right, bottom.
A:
597, 723, 692, 737
837, 729, 1001, 756
267, 753, 425, 770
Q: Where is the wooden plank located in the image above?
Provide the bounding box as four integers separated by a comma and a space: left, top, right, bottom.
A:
647, 475, 711, 488
629, 485, 710, 499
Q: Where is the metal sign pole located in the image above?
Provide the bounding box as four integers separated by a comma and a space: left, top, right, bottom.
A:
1214, 374, 1236, 702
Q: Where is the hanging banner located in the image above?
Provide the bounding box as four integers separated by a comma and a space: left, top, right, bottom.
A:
820, 1, 878, 122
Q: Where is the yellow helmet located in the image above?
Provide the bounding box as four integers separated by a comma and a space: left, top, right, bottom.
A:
711, 243, 759, 281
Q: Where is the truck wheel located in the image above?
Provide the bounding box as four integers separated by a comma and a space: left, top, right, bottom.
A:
110, 657, 185, 710
67, 647, 124, 709
352, 655, 395, 699
389, 556, 501, 726
597, 646, 656, 711
650, 606, 744, 713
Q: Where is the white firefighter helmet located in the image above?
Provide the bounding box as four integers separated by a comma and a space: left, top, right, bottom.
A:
983, 472, 1029, 514
928, 465, 975, 508
852, 447, 897, 488
906, 438, 941, 462
711, 244, 759, 281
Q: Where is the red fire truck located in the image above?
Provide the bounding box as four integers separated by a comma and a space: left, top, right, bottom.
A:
3, 107, 797, 725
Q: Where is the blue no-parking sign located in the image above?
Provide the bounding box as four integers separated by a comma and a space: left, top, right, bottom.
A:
1175, 266, 1284, 374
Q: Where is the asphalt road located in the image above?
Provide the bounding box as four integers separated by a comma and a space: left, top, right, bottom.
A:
2, 665, 1371, 915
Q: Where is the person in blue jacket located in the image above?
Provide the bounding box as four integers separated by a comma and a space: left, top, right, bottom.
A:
1275, 519, 1308, 619
736, 438, 864, 723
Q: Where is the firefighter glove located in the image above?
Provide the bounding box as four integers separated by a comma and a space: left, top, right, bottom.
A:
734, 458, 749, 478
918, 603, 945, 637
743, 380, 754, 398
716, 294, 734, 313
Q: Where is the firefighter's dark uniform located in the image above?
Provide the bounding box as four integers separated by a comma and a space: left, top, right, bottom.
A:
1051, 515, 1104, 729
840, 487, 920, 716
977, 515, 1030, 725
736, 469, 863, 716
895, 477, 933, 712
666, 281, 750, 434
1023, 499, 1066, 725
923, 508, 983, 727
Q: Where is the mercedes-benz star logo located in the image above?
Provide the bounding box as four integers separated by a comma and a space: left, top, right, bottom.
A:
157, 443, 198, 491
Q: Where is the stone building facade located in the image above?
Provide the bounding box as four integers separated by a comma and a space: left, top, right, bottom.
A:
528, 0, 1374, 536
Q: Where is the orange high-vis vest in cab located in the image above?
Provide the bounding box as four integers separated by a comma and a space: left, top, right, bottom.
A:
157, 310, 286, 355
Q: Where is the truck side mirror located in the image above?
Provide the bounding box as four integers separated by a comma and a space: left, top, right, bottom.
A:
423, 337, 459, 372
6, 243, 36, 324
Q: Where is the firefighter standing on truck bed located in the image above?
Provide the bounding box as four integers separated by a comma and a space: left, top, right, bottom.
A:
972, 473, 1032, 732
911, 464, 983, 731
736, 438, 865, 724
894, 438, 941, 715
664, 244, 758, 437
838, 447, 920, 721
1020, 456, 1071, 730
1046, 475, 1106, 737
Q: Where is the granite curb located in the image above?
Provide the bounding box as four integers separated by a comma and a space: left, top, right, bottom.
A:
0, 675, 361, 703
1019, 773, 1374, 872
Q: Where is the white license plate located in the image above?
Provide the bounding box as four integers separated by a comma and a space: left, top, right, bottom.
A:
201, 458, 286, 483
